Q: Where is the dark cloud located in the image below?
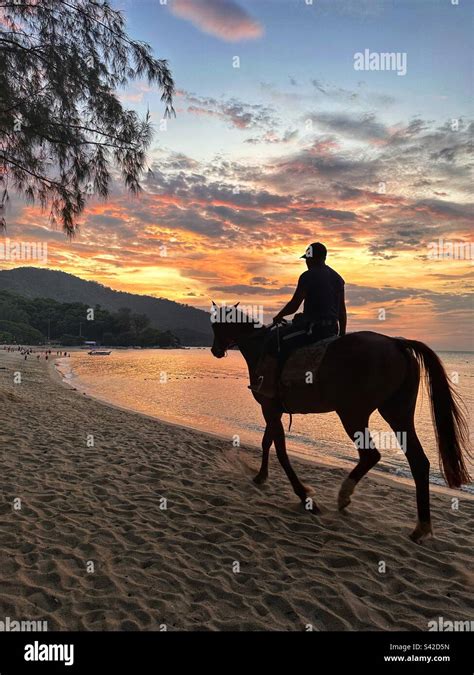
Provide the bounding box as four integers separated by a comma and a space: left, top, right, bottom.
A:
179, 90, 277, 130
267, 141, 381, 195
346, 284, 420, 306
308, 112, 389, 142
250, 276, 277, 285
413, 199, 474, 219
245, 129, 298, 145
346, 284, 473, 318
209, 283, 293, 296
309, 77, 396, 107
304, 206, 357, 221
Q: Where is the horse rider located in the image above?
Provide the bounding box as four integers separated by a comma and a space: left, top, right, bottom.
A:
250, 242, 347, 398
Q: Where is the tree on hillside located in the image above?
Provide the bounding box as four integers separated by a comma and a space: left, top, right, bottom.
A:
0, 290, 181, 345
0, 0, 174, 234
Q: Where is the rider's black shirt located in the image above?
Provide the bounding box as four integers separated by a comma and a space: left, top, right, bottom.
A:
297, 264, 345, 322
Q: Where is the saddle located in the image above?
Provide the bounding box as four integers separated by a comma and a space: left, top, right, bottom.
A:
281, 335, 339, 387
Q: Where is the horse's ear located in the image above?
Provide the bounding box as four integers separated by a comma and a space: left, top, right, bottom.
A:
212, 300, 217, 306
234, 302, 240, 308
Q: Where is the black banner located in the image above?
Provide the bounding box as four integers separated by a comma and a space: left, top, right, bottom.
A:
0, 631, 470, 674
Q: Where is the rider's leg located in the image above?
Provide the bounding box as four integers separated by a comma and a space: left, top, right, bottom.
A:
249, 325, 294, 397
253, 328, 310, 398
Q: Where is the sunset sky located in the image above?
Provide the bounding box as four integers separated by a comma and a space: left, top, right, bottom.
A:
2, 0, 473, 350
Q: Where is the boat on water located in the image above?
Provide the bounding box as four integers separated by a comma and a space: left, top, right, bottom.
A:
88, 350, 112, 356
81, 341, 97, 350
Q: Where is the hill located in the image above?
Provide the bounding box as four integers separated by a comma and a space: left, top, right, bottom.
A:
0, 289, 181, 347
0, 267, 213, 345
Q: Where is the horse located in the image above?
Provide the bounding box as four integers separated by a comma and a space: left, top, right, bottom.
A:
210, 305, 471, 543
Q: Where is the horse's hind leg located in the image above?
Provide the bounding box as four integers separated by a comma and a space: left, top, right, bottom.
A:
379, 402, 432, 543
337, 410, 381, 510
254, 424, 272, 485
378, 351, 432, 543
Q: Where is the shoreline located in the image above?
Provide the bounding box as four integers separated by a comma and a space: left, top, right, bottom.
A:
0, 349, 473, 631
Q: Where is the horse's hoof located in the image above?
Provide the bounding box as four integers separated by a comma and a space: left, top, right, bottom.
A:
303, 496, 321, 514
253, 473, 267, 485
338, 477, 356, 511
409, 521, 433, 544
338, 494, 351, 510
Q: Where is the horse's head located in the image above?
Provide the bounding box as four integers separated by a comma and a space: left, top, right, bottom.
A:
210, 301, 261, 358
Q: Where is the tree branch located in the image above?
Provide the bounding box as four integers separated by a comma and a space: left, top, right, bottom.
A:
0, 153, 70, 190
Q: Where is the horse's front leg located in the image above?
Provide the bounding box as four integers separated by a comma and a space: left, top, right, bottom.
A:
271, 417, 320, 513
253, 424, 272, 485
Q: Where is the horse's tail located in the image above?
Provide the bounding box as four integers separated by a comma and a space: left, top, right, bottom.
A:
395, 338, 471, 488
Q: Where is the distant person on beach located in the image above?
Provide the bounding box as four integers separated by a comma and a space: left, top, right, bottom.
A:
251, 242, 346, 398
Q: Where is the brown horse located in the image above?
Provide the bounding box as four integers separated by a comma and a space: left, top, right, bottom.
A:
211, 309, 471, 543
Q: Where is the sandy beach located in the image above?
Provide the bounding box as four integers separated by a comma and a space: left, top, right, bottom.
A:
0, 349, 472, 631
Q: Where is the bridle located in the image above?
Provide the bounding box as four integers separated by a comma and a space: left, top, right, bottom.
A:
212, 335, 236, 357
212, 321, 270, 358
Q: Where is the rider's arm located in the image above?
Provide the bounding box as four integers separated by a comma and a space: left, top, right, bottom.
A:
273, 282, 305, 322
338, 287, 347, 336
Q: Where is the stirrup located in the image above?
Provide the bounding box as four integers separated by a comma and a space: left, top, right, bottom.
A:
248, 376, 277, 399
248, 375, 264, 393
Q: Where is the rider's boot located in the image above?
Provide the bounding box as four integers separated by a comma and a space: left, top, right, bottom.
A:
248, 355, 279, 398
